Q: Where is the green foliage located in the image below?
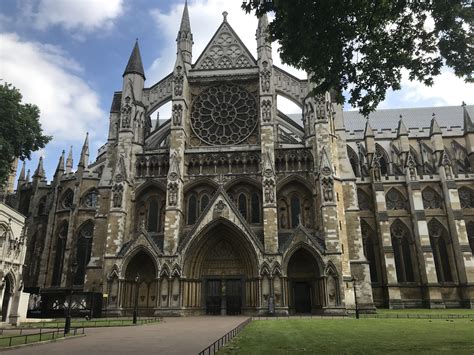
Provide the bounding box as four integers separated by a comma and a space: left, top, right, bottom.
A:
243, 0, 473, 116
221, 318, 474, 354
0, 82, 51, 185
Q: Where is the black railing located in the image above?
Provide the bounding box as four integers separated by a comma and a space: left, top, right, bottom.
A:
358, 313, 474, 319
199, 318, 252, 355
10, 316, 161, 329
0, 327, 85, 347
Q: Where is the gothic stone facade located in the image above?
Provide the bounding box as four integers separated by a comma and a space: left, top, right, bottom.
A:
10, 7, 474, 315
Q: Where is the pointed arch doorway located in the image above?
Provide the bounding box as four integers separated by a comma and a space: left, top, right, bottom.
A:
183, 220, 259, 315
287, 248, 324, 314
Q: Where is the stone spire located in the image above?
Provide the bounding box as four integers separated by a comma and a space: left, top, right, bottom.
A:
429, 113, 442, 136
463, 102, 474, 133
177, 1, 193, 67
66, 146, 73, 174
55, 150, 65, 176
78, 132, 89, 169
33, 156, 46, 180
397, 117, 408, 137
123, 40, 145, 80
18, 160, 26, 183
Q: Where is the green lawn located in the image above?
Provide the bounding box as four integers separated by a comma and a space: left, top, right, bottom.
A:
19, 318, 159, 328
220, 319, 474, 354
0, 331, 80, 347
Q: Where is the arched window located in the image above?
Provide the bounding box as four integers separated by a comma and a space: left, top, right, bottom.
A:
390, 220, 415, 282
238, 193, 248, 220
459, 187, 474, 209
361, 220, 379, 283
62, 189, 74, 209
74, 221, 94, 285
467, 221, 474, 254
52, 221, 68, 286
278, 199, 289, 229
290, 195, 301, 228
428, 219, 453, 283
37, 196, 47, 216
251, 193, 260, 223
83, 189, 99, 208
187, 195, 197, 225
147, 198, 159, 232
376, 144, 389, 176
200, 194, 209, 212
422, 187, 443, 209
386, 188, 407, 210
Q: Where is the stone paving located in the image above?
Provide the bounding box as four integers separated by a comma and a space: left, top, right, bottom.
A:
4, 316, 248, 355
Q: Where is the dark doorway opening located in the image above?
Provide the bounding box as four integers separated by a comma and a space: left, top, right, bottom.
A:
226, 279, 242, 315
206, 279, 221, 315
294, 282, 311, 313
1, 277, 11, 321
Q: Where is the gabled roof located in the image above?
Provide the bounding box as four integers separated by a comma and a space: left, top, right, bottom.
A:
193, 18, 257, 70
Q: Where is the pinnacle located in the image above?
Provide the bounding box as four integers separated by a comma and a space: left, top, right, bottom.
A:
123, 40, 145, 79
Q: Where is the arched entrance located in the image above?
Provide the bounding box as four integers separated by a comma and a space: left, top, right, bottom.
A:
122, 251, 158, 313
1, 275, 13, 321
183, 221, 259, 315
287, 248, 323, 314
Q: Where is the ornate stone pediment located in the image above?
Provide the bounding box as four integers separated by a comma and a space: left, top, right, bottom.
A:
194, 21, 256, 70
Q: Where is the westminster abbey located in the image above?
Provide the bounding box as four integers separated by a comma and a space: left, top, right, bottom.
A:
7, 4, 474, 316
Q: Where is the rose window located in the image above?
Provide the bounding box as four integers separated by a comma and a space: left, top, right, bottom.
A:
191, 84, 257, 146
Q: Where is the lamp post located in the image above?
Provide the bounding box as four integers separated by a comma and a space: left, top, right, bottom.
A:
133, 273, 140, 325
351, 277, 359, 319
64, 262, 78, 334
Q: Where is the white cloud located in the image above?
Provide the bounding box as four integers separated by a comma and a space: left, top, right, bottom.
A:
148, 0, 306, 86
0, 33, 106, 144
25, 0, 123, 35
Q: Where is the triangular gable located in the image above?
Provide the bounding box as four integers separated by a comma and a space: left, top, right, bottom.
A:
194, 21, 257, 70
178, 187, 263, 252
118, 230, 162, 258
280, 224, 325, 254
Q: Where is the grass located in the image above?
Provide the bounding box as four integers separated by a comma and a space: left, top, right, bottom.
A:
220, 318, 474, 354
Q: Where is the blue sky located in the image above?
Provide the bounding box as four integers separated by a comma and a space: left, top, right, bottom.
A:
1, 0, 473, 182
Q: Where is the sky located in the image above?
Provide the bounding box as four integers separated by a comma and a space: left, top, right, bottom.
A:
0, 0, 473, 182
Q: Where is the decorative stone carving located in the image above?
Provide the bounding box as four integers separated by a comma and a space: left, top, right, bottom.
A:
386, 189, 407, 210
261, 99, 271, 122
315, 94, 327, 120
321, 176, 334, 202
173, 66, 184, 96
172, 104, 183, 126
214, 200, 226, 215
167, 182, 178, 206
264, 179, 275, 204
440, 151, 453, 179
112, 184, 123, 208
190, 84, 257, 146
320, 148, 334, 202
422, 188, 443, 209
458, 187, 473, 209
405, 152, 417, 181
372, 152, 382, 181
260, 61, 271, 92
121, 96, 132, 129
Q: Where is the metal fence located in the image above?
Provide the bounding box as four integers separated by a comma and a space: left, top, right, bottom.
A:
359, 313, 474, 319
0, 327, 85, 347
10, 316, 161, 329
199, 318, 252, 355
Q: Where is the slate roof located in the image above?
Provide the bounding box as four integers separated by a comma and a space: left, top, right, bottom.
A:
123, 41, 145, 79
343, 105, 473, 139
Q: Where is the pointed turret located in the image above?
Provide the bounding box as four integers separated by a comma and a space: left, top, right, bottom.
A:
257, 12, 271, 60
123, 40, 145, 80
18, 160, 26, 183
55, 150, 65, 176
78, 132, 89, 169
429, 114, 442, 136
364, 120, 375, 155
66, 146, 73, 174
177, 1, 193, 67
429, 114, 443, 152
33, 156, 46, 181
397, 117, 409, 153
463, 102, 474, 133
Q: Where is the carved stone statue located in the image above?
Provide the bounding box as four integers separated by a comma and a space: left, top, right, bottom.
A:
260, 61, 271, 92
173, 66, 184, 96
172, 104, 183, 126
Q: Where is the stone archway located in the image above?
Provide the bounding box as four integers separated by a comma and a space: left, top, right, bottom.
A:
287, 248, 323, 314
183, 221, 259, 315
1, 274, 13, 322
122, 250, 158, 313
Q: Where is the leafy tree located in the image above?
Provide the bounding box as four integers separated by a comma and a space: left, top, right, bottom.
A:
0, 82, 52, 186
243, 0, 473, 116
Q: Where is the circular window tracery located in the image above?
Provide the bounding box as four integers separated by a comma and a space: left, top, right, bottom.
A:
191, 84, 257, 146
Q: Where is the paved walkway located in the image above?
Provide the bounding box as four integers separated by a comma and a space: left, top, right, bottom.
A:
4, 316, 248, 355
